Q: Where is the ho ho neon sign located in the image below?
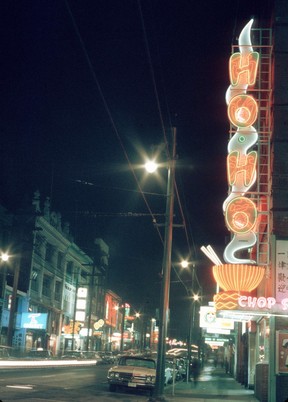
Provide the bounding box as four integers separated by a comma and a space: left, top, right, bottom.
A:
223, 20, 260, 264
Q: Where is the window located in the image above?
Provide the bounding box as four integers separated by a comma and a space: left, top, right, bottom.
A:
57, 252, 63, 270
55, 281, 62, 302
31, 269, 39, 292
42, 274, 52, 297
45, 243, 54, 263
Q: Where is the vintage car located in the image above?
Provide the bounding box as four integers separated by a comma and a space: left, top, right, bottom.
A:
107, 355, 156, 394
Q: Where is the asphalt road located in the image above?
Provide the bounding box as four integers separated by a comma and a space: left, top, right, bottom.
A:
0, 365, 151, 401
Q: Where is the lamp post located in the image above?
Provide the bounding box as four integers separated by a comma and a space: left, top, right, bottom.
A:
7, 257, 20, 347
71, 269, 80, 351
151, 128, 176, 400
115, 303, 126, 352
180, 260, 201, 381
120, 304, 125, 352
86, 263, 96, 351
181, 260, 194, 382
0, 253, 9, 345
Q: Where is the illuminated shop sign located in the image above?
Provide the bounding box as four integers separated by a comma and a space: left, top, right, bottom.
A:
212, 20, 265, 311
75, 287, 87, 323
276, 240, 288, 302
238, 296, 288, 311
199, 306, 234, 330
21, 313, 48, 330
223, 19, 259, 264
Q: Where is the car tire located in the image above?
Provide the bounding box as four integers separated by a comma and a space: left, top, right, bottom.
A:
109, 384, 117, 392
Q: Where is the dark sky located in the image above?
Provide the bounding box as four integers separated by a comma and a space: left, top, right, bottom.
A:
0, 0, 273, 338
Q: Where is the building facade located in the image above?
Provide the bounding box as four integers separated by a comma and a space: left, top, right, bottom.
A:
0, 192, 111, 355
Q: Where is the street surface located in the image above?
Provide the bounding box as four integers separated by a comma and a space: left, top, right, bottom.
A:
0, 364, 151, 401
0, 362, 258, 402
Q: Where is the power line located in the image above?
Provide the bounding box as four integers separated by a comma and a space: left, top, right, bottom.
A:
64, 0, 164, 244
65, 0, 202, 295
137, 1, 202, 293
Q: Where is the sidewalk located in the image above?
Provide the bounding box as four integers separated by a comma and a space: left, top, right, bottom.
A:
163, 365, 259, 402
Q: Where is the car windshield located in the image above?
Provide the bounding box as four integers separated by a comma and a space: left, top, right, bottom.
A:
119, 357, 155, 369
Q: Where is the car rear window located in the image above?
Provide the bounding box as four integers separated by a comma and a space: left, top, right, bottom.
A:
119, 357, 155, 369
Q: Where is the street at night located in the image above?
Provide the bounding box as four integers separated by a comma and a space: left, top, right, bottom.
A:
0, 1, 288, 401
0, 362, 258, 402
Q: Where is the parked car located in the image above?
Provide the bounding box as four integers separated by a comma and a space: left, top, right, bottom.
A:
0, 346, 10, 359
107, 355, 156, 395
82, 352, 107, 365
98, 351, 115, 364
24, 349, 54, 359
61, 351, 86, 360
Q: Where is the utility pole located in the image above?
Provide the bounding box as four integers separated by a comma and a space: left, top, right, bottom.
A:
7, 258, 20, 347
120, 304, 125, 352
86, 263, 96, 351
153, 128, 176, 400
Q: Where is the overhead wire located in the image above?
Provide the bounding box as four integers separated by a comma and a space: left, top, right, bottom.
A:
64, 0, 164, 245
65, 0, 201, 296
137, 0, 202, 295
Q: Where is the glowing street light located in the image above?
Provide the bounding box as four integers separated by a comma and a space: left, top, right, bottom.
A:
145, 160, 158, 173
0, 253, 9, 262
181, 260, 189, 269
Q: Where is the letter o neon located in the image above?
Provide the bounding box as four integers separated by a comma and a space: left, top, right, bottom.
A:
257, 297, 267, 308
228, 94, 258, 128
225, 197, 257, 234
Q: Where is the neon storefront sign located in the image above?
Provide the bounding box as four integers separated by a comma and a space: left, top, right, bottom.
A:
238, 296, 288, 311
223, 19, 259, 264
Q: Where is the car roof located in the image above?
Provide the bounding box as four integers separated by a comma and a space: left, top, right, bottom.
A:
119, 355, 155, 361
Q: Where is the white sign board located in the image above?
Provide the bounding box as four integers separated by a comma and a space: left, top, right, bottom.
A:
200, 306, 234, 330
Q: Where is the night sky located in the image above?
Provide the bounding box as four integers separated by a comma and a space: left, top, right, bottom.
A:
0, 0, 273, 338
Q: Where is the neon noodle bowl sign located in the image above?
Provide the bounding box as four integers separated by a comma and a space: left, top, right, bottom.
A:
223, 19, 260, 264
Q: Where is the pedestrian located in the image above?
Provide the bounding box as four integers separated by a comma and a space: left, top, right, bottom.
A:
224, 357, 229, 374
190, 358, 200, 387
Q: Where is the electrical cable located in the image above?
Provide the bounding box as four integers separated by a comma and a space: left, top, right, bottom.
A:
137, 0, 202, 295
64, 0, 164, 245
65, 0, 202, 298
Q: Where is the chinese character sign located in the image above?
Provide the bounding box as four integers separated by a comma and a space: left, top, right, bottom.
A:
276, 240, 288, 301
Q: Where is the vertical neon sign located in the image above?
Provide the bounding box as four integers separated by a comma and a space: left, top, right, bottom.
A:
223, 19, 260, 264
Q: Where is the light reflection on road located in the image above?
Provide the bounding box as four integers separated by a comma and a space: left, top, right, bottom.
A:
0, 359, 97, 368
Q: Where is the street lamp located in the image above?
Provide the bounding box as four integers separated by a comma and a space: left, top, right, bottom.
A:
147, 128, 176, 400
7, 255, 21, 347
0, 253, 9, 262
